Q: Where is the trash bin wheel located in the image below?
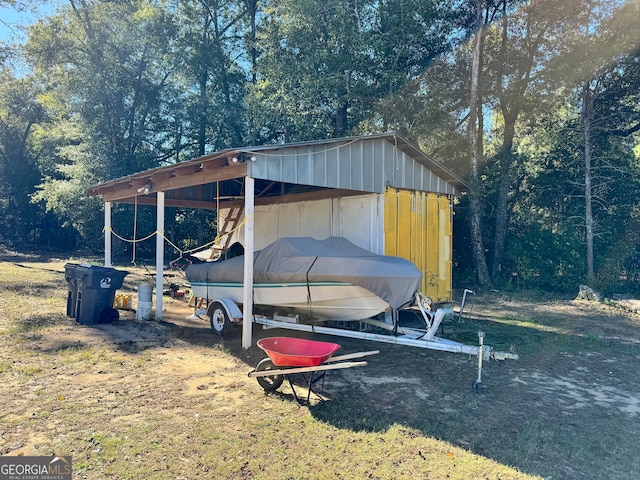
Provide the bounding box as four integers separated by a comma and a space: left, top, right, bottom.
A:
99, 307, 119, 324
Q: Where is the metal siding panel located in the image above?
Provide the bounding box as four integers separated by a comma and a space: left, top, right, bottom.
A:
407, 153, 416, 190
371, 194, 384, 254
374, 140, 385, 193
413, 159, 421, 191
410, 191, 419, 280
383, 144, 395, 192
249, 195, 386, 252
439, 196, 453, 302
312, 148, 327, 186
277, 203, 299, 237
397, 190, 413, 259
393, 152, 402, 189
388, 151, 397, 189
338, 195, 375, 250
339, 146, 351, 188
253, 138, 458, 195
300, 198, 332, 237
252, 205, 280, 248
296, 151, 312, 185
382, 188, 451, 301
420, 193, 429, 295
325, 146, 339, 187
362, 141, 375, 192
248, 154, 267, 179
409, 194, 420, 291
384, 188, 398, 256
416, 193, 426, 296
406, 153, 415, 189
399, 152, 407, 189
422, 168, 432, 192
280, 152, 298, 183
400, 153, 408, 189
264, 152, 281, 182
415, 192, 427, 292
354, 142, 364, 191
426, 193, 440, 300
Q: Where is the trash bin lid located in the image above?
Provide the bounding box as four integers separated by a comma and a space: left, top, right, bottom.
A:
77, 265, 129, 289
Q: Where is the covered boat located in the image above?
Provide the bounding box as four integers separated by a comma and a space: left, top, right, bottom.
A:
185, 237, 422, 322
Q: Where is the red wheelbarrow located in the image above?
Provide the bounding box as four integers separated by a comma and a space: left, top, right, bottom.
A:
248, 337, 379, 403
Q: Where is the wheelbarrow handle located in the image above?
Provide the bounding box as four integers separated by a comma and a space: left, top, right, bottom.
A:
249, 360, 368, 378
324, 350, 380, 363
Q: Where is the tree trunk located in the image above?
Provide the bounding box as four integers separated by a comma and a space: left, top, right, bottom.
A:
468, 0, 492, 287
198, 16, 211, 157
245, 0, 258, 144
490, 1, 511, 280
491, 121, 515, 278
245, 0, 258, 84
582, 83, 594, 281
335, 101, 348, 137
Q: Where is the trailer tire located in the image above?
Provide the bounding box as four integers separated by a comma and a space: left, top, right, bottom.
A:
255, 358, 284, 392
208, 301, 229, 336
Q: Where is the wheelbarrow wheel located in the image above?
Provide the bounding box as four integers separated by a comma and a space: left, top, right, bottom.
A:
208, 301, 229, 336
255, 358, 284, 392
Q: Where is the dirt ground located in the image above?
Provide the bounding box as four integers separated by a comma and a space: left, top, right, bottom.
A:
111, 293, 640, 416
2, 257, 640, 479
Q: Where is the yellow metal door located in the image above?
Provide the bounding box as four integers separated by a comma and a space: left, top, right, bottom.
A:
384, 188, 452, 303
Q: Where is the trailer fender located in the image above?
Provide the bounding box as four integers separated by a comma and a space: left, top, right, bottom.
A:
208, 298, 243, 323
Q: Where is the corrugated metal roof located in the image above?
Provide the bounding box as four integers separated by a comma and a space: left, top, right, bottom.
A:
86, 132, 468, 204
244, 132, 468, 195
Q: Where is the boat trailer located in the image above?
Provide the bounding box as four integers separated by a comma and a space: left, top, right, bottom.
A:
198, 292, 518, 392
250, 293, 518, 392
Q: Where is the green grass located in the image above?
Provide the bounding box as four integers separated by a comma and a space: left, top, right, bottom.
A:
2, 255, 640, 479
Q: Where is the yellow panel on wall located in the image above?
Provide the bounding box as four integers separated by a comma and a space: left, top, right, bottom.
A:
384, 190, 398, 256
384, 188, 452, 303
437, 196, 452, 297
396, 190, 413, 260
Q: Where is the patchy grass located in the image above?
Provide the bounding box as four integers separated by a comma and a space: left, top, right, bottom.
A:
1, 253, 639, 479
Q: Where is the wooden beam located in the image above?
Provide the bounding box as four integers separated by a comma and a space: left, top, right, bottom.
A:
111, 195, 235, 210
96, 163, 247, 202
254, 188, 362, 206
98, 182, 361, 210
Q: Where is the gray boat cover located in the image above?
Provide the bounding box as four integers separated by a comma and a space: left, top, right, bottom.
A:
186, 237, 422, 312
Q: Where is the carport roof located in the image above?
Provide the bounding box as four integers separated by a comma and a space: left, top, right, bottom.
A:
86, 132, 469, 209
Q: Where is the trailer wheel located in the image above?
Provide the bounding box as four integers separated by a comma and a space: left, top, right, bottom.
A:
208, 301, 229, 336
255, 358, 284, 391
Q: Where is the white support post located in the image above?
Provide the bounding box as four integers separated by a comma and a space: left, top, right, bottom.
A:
155, 192, 165, 321
104, 201, 112, 267
242, 176, 255, 349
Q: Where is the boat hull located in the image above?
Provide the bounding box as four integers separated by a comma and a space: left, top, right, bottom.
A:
189, 281, 389, 322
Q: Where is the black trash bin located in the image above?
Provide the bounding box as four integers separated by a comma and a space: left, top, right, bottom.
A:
66, 265, 129, 325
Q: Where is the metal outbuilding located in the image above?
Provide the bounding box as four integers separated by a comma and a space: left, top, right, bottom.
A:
86, 132, 469, 348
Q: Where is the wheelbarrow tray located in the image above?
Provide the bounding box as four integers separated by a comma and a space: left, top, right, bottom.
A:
257, 337, 341, 367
